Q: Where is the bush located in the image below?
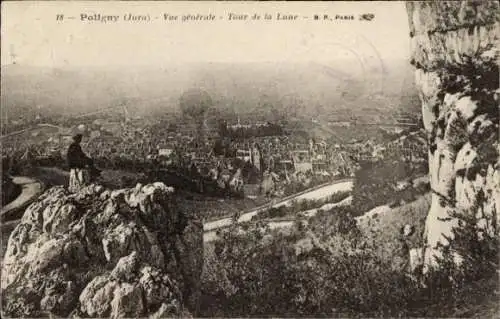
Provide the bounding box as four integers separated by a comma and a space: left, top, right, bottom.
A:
200, 202, 499, 318
200, 214, 416, 317
251, 191, 351, 222
351, 156, 428, 214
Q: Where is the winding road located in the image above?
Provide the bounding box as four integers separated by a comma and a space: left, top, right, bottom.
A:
203, 179, 353, 242
1, 123, 63, 140
1, 177, 44, 260
0, 174, 353, 245
1, 177, 43, 221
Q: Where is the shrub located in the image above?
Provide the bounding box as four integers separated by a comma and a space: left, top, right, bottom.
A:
251, 191, 351, 222
200, 201, 499, 318
351, 155, 428, 214
200, 215, 416, 317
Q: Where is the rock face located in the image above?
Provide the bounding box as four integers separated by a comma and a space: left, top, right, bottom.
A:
406, 1, 499, 270
1, 182, 203, 318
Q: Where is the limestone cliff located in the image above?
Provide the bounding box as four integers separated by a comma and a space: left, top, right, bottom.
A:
406, 1, 499, 270
1, 183, 203, 318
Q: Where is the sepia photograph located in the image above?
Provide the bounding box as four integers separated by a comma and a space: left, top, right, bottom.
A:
0, 1, 499, 317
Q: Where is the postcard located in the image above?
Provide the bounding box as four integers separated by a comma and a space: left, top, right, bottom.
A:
1, 1, 498, 318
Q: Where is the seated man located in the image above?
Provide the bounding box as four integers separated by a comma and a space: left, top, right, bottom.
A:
67, 134, 94, 192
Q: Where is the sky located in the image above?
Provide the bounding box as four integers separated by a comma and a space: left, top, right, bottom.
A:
1, 1, 411, 69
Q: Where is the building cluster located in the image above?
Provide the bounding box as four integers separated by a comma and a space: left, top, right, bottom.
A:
1, 114, 426, 198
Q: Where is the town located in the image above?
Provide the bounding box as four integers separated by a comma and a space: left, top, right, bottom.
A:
2, 1, 498, 318
1, 93, 424, 199
1, 84, 428, 227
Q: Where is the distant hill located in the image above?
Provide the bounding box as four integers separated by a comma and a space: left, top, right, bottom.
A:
1, 61, 419, 124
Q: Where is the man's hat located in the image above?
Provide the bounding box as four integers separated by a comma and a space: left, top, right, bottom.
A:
73, 133, 83, 141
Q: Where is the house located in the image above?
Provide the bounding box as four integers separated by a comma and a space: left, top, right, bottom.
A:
236, 149, 251, 162
294, 162, 313, 173
158, 148, 173, 157
292, 150, 313, 173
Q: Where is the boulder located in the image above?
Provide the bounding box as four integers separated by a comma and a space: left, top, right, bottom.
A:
109, 282, 144, 319
1, 182, 202, 317
79, 275, 118, 317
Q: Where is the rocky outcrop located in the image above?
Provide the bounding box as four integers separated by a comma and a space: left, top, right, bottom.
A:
1, 182, 203, 318
406, 1, 499, 270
